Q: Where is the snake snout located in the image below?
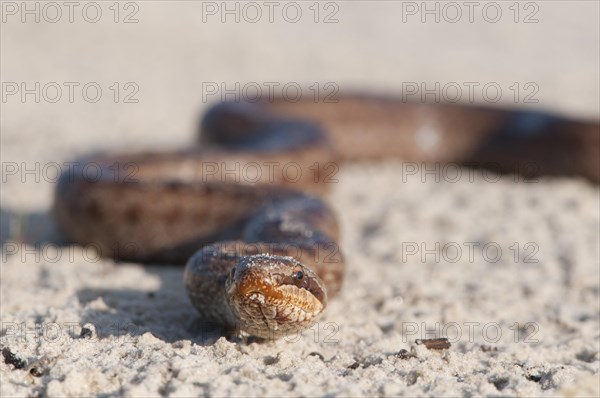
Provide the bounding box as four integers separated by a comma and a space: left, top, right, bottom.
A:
226, 257, 272, 298
225, 254, 328, 338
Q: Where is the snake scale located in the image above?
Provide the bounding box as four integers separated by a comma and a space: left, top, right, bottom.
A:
54, 94, 600, 339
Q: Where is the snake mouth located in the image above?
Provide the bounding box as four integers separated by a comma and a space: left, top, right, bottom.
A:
240, 282, 324, 312
231, 280, 326, 337
225, 254, 327, 337
271, 283, 325, 322
230, 261, 326, 311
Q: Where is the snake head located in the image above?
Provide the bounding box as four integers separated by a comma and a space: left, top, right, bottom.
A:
225, 254, 327, 339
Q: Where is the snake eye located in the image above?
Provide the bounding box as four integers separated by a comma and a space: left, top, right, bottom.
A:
230, 267, 236, 278
295, 270, 304, 280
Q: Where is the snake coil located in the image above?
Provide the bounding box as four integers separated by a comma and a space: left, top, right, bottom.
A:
54, 95, 599, 338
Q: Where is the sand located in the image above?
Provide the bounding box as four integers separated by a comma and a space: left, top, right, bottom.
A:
1, 2, 599, 397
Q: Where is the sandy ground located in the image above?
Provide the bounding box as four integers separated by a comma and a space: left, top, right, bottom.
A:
1, 1, 599, 397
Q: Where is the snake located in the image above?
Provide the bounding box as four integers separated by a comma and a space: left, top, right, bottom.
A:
53, 94, 599, 339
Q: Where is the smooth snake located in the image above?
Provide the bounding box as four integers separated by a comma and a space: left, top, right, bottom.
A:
54, 94, 600, 339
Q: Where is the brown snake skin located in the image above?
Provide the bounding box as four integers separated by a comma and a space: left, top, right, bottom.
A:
54, 94, 600, 339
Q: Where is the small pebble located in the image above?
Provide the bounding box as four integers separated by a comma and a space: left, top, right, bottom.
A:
2, 348, 26, 370
415, 338, 451, 350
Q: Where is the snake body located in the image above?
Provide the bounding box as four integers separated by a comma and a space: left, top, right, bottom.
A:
54, 94, 599, 338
